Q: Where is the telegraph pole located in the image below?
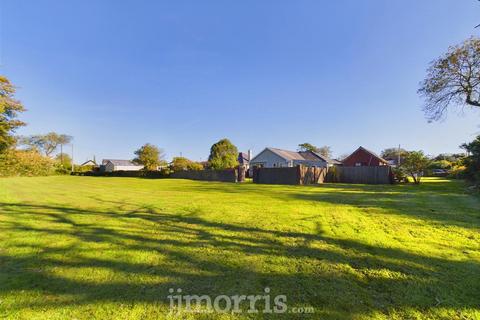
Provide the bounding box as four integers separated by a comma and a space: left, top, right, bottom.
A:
71, 144, 74, 173
60, 144, 63, 167
397, 144, 401, 166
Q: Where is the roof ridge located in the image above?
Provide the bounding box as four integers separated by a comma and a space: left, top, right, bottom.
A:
343, 146, 388, 163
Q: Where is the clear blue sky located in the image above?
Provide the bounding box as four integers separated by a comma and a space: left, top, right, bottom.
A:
1, 1, 479, 162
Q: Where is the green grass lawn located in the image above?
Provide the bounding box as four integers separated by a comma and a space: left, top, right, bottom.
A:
0, 176, 479, 319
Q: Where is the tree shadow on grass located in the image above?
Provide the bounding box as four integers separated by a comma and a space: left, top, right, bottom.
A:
164, 179, 480, 230
0, 201, 479, 319
287, 185, 480, 230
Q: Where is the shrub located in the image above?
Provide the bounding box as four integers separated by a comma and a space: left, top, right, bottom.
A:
74, 165, 94, 173
447, 165, 466, 179
399, 151, 430, 184
0, 149, 55, 176
461, 135, 480, 185
55, 166, 71, 175
170, 157, 203, 172
428, 160, 452, 170
392, 167, 408, 183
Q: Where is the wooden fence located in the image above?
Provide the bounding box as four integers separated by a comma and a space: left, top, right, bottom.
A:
253, 166, 328, 185
253, 167, 300, 185
327, 166, 393, 184
253, 165, 393, 185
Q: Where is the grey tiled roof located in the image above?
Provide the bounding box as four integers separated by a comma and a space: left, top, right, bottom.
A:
268, 148, 306, 161
267, 148, 339, 163
102, 159, 140, 166
311, 152, 340, 164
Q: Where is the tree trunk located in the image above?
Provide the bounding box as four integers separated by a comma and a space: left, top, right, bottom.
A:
411, 173, 418, 184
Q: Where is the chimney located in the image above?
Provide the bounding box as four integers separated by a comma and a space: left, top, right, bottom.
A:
248, 149, 252, 161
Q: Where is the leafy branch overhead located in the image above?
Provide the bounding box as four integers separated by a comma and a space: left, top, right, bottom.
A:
419, 37, 480, 121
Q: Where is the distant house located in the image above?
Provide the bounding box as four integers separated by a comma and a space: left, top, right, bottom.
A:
250, 147, 338, 169
80, 159, 97, 167
342, 146, 389, 167
101, 159, 144, 172
386, 159, 399, 167
238, 150, 252, 169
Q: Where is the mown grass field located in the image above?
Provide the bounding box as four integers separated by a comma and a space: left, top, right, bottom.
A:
0, 176, 479, 319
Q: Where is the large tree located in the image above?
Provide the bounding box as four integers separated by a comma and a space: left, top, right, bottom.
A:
0, 76, 26, 153
22, 132, 72, 157
419, 37, 480, 121
316, 146, 332, 158
208, 138, 238, 170
399, 151, 430, 184
298, 143, 319, 153
133, 143, 165, 170
298, 143, 332, 158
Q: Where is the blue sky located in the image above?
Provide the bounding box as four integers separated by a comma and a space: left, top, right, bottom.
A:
1, 1, 479, 162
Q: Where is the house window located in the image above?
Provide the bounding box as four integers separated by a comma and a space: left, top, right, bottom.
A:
355, 162, 362, 167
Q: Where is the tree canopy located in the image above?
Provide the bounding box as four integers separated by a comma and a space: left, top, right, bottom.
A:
133, 143, 165, 171
419, 37, 480, 121
381, 148, 408, 165
298, 143, 319, 153
433, 153, 464, 162
0, 76, 25, 153
316, 146, 332, 158
208, 138, 238, 170
21, 133, 72, 157
298, 143, 332, 158
399, 151, 431, 184
170, 157, 203, 171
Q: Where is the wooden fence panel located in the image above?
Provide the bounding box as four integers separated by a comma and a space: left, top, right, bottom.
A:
253, 166, 392, 185
253, 167, 301, 185
326, 166, 392, 184
299, 166, 328, 185
253, 166, 329, 185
